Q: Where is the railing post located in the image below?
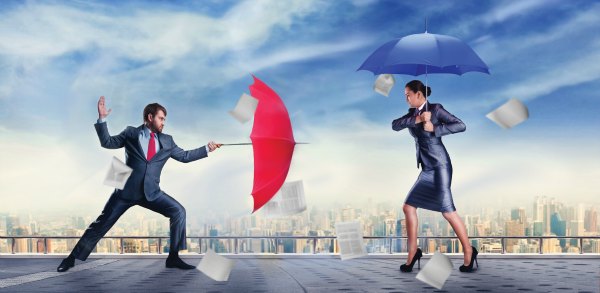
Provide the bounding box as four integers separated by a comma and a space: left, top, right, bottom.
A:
234, 238, 238, 254
198, 237, 202, 254
389, 238, 392, 254
120, 238, 124, 254
11, 237, 15, 254
579, 237, 583, 254
313, 237, 317, 254
501, 237, 505, 254
44, 238, 48, 254
539, 237, 543, 254
158, 238, 162, 254
275, 238, 278, 254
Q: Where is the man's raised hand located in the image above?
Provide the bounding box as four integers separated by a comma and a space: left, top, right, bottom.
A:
98, 96, 112, 119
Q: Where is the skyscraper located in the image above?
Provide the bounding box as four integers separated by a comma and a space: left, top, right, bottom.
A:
395, 219, 404, 253
511, 208, 526, 224
6, 215, 19, 236
550, 213, 567, 248
505, 220, 525, 253
585, 208, 598, 234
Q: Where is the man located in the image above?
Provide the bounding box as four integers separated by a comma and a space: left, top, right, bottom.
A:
57, 96, 221, 272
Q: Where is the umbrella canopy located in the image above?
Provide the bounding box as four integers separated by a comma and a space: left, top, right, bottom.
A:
248, 75, 297, 213
357, 32, 490, 76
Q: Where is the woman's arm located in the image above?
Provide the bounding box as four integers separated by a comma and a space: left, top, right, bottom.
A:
433, 105, 466, 137
392, 111, 422, 131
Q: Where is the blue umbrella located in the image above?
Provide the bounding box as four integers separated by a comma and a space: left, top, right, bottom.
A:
358, 31, 490, 111
357, 32, 490, 76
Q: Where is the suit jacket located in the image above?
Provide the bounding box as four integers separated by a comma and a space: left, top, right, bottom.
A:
392, 102, 465, 169
94, 122, 207, 201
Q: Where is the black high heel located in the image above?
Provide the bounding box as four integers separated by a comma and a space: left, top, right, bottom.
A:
400, 248, 423, 272
459, 246, 479, 272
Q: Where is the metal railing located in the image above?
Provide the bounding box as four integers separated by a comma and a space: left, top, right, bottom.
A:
1, 236, 599, 255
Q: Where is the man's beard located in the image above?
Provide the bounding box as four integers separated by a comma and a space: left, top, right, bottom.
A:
147, 123, 163, 133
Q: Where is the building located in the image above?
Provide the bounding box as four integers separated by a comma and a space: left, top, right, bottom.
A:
505, 220, 525, 253
550, 213, 566, 249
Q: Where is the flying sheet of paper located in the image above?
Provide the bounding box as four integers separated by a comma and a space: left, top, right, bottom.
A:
229, 93, 259, 124
103, 156, 133, 190
373, 74, 395, 97
279, 180, 307, 215
262, 181, 307, 217
197, 248, 235, 282
415, 252, 453, 290
335, 221, 367, 260
486, 98, 529, 129
262, 201, 281, 217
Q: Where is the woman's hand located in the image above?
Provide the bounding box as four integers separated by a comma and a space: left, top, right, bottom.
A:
423, 121, 434, 132
420, 111, 431, 122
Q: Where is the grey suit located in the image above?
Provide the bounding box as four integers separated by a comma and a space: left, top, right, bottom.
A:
70, 122, 207, 260
94, 122, 207, 201
392, 102, 465, 212
392, 102, 465, 169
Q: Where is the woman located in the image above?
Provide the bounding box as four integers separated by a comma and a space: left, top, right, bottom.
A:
392, 80, 478, 273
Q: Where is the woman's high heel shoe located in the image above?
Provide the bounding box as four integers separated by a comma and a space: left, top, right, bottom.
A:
459, 246, 479, 272
400, 248, 423, 272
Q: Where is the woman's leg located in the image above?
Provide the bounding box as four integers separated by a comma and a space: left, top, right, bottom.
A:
403, 204, 419, 264
442, 211, 473, 265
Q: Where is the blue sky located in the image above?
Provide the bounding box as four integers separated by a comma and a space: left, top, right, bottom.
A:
1, 0, 599, 219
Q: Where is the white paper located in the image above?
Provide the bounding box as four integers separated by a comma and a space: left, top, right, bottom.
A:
262, 201, 281, 217
197, 249, 235, 282
486, 98, 529, 129
373, 74, 395, 97
279, 181, 307, 215
415, 252, 453, 290
229, 93, 259, 124
335, 221, 367, 260
103, 156, 133, 190
262, 181, 307, 217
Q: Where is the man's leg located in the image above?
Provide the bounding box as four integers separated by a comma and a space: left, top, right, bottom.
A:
58, 191, 134, 272
139, 193, 194, 269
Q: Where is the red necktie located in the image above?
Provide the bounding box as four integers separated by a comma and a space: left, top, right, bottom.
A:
147, 133, 156, 161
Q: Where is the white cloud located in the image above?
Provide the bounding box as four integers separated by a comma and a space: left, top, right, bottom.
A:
495, 46, 600, 103
0, 0, 356, 102
234, 37, 373, 76
0, 1, 322, 60
482, 0, 557, 25
454, 4, 600, 110
2, 109, 599, 217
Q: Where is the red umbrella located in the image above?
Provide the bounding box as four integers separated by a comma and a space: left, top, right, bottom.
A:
222, 76, 305, 212
249, 75, 297, 212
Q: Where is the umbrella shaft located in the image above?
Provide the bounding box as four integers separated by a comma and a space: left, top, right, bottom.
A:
222, 142, 309, 146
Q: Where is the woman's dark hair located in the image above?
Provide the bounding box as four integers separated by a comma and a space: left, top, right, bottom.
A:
405, 80, 431, 97
143, 103, 167, 122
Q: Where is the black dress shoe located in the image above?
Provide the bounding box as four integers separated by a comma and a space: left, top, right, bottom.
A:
166, 256, 196, 270
459, 246, 479, 272
400, 248, 423, 272
57, 256, 75, 272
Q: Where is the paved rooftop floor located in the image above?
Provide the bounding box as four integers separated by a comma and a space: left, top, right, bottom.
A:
0, 257, 598, 292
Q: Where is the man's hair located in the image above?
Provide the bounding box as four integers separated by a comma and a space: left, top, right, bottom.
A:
143, 103, 167, 122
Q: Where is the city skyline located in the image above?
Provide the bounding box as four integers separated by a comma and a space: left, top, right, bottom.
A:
2, 196, 598, 256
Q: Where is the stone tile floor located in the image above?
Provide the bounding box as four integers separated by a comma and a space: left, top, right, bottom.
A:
0, 257, 598, 292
